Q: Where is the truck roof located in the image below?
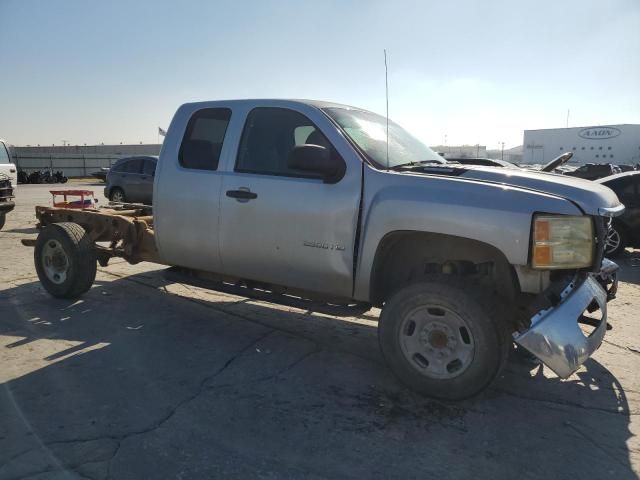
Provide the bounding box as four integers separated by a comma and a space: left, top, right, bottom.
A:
180, 98, 369, 112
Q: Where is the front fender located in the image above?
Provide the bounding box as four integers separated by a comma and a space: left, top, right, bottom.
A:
353, 168, 581, 301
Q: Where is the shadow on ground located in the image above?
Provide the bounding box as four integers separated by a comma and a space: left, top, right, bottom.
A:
0, 269, 636, 480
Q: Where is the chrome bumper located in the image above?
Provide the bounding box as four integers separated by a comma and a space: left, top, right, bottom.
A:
514, 260, 618, 378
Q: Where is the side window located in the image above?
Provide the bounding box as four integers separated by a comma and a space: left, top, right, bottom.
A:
111, 161, 126, 172
124, 158, 144, 174
179, 108, 231, 170
236, 107, 335, 177
143, 158, 157, 176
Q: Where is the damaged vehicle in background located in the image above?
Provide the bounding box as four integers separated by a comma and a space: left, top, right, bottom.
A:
24, 100, 622, 400
598, 171, 640, 256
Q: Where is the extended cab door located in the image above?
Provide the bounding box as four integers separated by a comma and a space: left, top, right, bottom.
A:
153, 107, 233, 272
218, 106, 362, 298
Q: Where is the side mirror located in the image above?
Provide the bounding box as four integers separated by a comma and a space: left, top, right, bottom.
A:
288, 145, 343, 182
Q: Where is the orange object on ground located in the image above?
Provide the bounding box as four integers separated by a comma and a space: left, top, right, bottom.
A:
50, 190, 97, 209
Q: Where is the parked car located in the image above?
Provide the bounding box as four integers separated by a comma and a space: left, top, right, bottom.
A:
565, 163, 620, 180
28, 99, 621, 400
445, 157, 519, 169
91, 167, 110, 182
104, 156, 157, 204
597, 171, 640, 256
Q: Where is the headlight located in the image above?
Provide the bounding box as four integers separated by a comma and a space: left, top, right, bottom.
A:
531, 214, 594, 269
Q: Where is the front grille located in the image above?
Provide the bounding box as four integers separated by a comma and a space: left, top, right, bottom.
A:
0, 173, 14, 201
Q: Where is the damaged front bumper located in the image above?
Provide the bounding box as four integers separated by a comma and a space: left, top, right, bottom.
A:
513, 259, 619, 378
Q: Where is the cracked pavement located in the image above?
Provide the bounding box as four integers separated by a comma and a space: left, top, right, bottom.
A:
1, 183, 639, 479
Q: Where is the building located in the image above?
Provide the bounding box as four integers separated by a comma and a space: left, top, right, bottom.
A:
10, 144, 162, 177
522, 124, 640, 166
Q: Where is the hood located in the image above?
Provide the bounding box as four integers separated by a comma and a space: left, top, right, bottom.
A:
457, 166, 621, 216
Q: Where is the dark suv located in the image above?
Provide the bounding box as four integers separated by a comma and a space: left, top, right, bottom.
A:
104, 156, 157, 205
597, 171, 640, 256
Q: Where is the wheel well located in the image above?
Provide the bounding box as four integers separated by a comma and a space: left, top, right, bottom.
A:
612, 219, 635, 248
369, 231, 519, 306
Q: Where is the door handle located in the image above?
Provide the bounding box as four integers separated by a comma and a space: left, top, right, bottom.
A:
226, 189, 258, 200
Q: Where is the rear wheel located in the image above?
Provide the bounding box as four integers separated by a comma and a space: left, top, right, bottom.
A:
378, 277, 510, 400
35, 222, 97, 298
0, 213, 5, 230
604, 223, 627, 257
110, 187, 125, 203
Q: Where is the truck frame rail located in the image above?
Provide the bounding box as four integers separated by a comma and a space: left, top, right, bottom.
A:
32, 203, 160, 265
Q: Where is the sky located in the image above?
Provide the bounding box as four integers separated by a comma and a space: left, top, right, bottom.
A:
0, 0, 639, 149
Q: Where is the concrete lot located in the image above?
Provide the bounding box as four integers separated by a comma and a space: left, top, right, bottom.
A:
1, 182, 639, 480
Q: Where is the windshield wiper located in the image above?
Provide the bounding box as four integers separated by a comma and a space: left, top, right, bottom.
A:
390, 160, 447, 170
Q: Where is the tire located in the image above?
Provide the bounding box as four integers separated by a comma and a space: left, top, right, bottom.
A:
604, 223, 627, 257
110, 187, 125, 203
34, 222, 97, 299
0, 213, 5, 231
378, 277, 511, 400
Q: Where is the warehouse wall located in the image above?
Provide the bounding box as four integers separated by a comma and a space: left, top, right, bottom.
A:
10, 144, 162, 177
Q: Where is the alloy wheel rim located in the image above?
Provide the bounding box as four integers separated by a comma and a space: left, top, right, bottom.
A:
605, 228, 620, 254
399, 304, 475, 379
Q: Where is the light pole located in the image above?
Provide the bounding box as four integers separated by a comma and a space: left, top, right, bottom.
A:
500, 142, 505, 160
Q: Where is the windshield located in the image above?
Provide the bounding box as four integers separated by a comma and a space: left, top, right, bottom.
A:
323, 107, 445, 169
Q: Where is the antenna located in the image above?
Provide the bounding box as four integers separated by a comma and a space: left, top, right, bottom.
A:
384, 49, 389, 171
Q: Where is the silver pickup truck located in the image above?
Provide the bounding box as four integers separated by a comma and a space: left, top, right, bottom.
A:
27, 99, 622, 400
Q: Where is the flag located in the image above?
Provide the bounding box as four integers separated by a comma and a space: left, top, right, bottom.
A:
158, 127, 167, 137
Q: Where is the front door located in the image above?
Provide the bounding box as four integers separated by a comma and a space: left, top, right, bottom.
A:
219, 107, 361, 298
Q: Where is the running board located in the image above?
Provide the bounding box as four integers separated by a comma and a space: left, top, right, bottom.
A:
162, 267, 372, 318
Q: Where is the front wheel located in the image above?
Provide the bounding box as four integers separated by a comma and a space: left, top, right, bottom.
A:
35, 222, 97, 298
378, 278, 510, 400
0, 213, 5, 230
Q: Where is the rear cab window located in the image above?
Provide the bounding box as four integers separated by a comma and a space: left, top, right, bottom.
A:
179, 108, 232, 171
